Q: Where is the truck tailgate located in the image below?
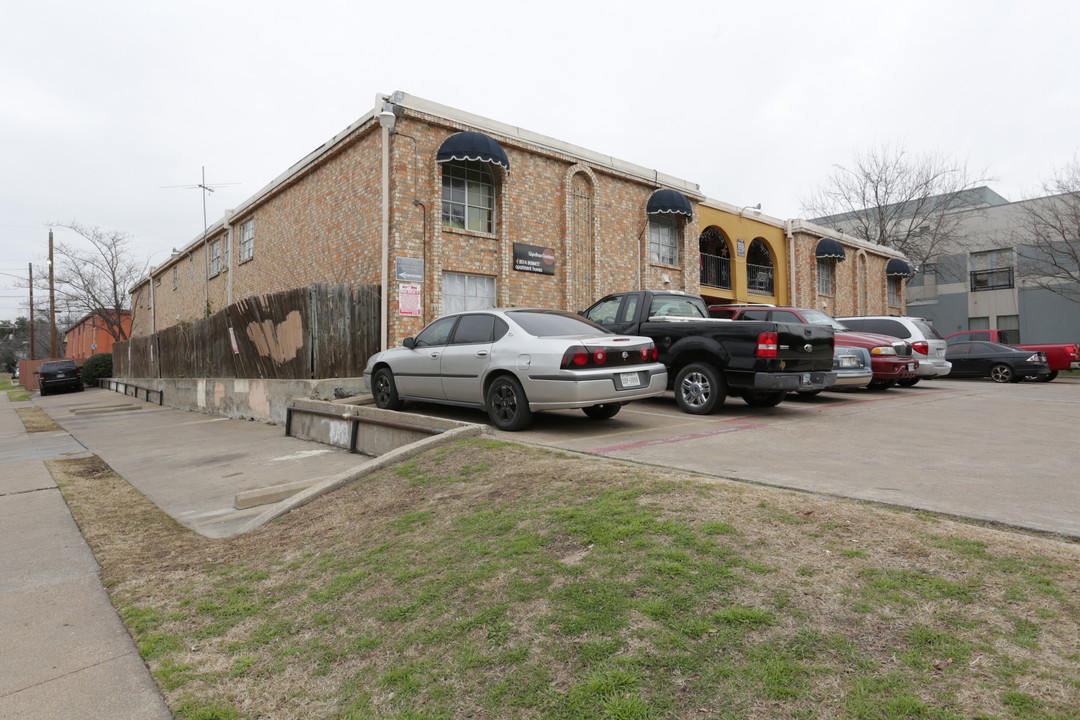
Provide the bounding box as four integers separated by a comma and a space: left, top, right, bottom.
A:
775, 323, 835, 371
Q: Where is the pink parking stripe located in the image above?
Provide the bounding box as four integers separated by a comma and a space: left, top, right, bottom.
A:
589, 421, 769, 454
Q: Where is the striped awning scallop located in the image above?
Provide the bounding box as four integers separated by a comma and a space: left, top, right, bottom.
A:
646, 188, 693, 217
435, 131, 510, 170
815, 237, 846, 261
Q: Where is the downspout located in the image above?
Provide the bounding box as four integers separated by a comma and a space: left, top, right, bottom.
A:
224, 209, 235, 306
786, 219, 797, 306
380, 120, 391, 351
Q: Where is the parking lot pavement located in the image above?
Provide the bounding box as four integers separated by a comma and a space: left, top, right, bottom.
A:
400, 378, 1080, 539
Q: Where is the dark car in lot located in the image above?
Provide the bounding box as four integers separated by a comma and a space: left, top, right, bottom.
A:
35, 359, 85, 396
945, 341, 1050, 383
708, 304, 917, 391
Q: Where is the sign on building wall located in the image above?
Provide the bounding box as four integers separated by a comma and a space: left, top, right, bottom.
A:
399, 283, 422, 317
737, 239, 746, 257
513, 243, 556, 275
396, 257, 424, 282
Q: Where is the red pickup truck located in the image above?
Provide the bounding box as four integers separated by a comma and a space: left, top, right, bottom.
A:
943, 330, 1080, 381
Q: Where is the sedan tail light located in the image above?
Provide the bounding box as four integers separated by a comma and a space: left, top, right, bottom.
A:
756, 331, 778, 358
1026, 352, 1044, 362
561, 343, 657, 369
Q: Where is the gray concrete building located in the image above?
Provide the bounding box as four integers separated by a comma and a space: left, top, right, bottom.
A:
905, 188, 1080, 343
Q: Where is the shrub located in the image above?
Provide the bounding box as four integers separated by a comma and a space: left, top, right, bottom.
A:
82, 352, 113, 386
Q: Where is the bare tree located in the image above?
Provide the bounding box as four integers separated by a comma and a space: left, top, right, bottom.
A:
1014, 159, 1080, 304
801, 142, 993, 270
44, 221, 144, 342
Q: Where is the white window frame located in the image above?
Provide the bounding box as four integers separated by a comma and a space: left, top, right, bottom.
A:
208, 240, 222, 277
816, 259, 835, 295
648, 214, 680, 266
442, 161, 495, 233
239, 219, 255, 262
442, 272, 496, 315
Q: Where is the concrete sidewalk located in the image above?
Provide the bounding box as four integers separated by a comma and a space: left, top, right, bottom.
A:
0, 391, 173, 720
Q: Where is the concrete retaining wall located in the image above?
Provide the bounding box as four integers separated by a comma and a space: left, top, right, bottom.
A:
108, 376, 368, 425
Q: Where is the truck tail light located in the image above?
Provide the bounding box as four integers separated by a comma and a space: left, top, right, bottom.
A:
756, 331, 778, 358
912, 341, 929, 356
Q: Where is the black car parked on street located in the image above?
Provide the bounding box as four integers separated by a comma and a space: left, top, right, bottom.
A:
35, 359, 85, 396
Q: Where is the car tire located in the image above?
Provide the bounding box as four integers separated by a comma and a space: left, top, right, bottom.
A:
582, 403, 621, 420
866, 380, 896, 391
39, 387, 48, 397
742, 391, 785, 408
897, 378, 920, 387
371, 367, 403, 410
990, 364, 1016, 383
76, 384, 85, 392
486, 375, 533, 431
674, 362, 725, 415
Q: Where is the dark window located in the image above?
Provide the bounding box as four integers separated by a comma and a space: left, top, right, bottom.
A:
771, 311, 802, 323
507, 310, 608, 337
846, 318, 909, 338
413, 316, 457, 347
948, 343, 972, 356
451, 314, 496, 344
739, 309, 769, 321
585, 296, 623, 325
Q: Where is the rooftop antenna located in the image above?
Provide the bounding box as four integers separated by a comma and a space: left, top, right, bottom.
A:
162, 167, 239, 312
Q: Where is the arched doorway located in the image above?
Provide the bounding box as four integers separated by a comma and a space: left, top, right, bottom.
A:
698, 226, 731, 289
746, 238, 774, 295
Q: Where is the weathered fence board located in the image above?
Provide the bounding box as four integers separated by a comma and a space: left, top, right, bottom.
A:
113, 283, 379, 380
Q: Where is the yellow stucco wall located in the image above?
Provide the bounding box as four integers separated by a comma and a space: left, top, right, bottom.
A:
696, 205, 788, 306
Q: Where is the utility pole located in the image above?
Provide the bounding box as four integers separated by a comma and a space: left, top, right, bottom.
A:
49, 229, 57, 358
28, 263, 35, 360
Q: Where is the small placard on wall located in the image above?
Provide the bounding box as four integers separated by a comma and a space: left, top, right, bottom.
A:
513, 243, 556, 275
399, 283, 422, 316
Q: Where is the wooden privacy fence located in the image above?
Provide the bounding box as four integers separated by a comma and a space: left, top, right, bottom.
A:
114, 284, 380, 379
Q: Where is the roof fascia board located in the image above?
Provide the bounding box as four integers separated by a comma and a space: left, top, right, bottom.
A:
393, 92, 701, 198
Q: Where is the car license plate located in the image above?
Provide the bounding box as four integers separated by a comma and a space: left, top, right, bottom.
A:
620, 372, 641, 388
802, 373, 812, 386
57, 373, 66, 378
907, 363, 916, 371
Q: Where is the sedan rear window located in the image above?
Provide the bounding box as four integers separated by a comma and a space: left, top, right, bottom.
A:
40, 360, 78, 372
506, 310, 609, 337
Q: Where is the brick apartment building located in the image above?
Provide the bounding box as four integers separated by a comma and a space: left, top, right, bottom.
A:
64, 310, 131, 362
131, 91, 908, 352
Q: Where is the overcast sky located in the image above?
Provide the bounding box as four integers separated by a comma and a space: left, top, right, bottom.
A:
3, 0, 1078, 322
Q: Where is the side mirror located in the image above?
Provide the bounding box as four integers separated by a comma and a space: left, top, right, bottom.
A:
403, 337, 415, 349
33, 370, 39, 375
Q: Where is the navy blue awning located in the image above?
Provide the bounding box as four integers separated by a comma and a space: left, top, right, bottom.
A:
436, 131, 510, 170
886, 258, 914, 277
815, 237, 846, 261
646, 188, 693, 217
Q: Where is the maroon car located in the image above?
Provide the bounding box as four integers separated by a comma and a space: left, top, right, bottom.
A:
709, 305, 918, 390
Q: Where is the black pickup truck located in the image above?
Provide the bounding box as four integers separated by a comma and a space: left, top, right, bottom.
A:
582, 290, 835, 413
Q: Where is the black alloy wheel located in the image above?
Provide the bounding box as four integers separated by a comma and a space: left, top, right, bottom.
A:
486, 375, 533, 431
372, 367, 403, 410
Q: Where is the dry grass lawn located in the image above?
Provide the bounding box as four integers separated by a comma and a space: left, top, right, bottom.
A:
47, 439, 1080, 720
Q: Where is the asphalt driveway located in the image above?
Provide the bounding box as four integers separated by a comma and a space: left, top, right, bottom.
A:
403, 377, 1080, 538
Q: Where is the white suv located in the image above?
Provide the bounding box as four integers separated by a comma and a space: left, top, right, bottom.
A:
836, 315, 952, 385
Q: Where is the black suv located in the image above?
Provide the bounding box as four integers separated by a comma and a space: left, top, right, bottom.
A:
36, 360, 84, 396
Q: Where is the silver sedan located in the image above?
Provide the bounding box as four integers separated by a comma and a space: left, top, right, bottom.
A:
363, 308, 668, 430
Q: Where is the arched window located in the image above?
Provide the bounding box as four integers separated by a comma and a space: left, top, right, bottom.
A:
698, 226, 731, 289
441, 160, 495, 233
746, 238, 774, 295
